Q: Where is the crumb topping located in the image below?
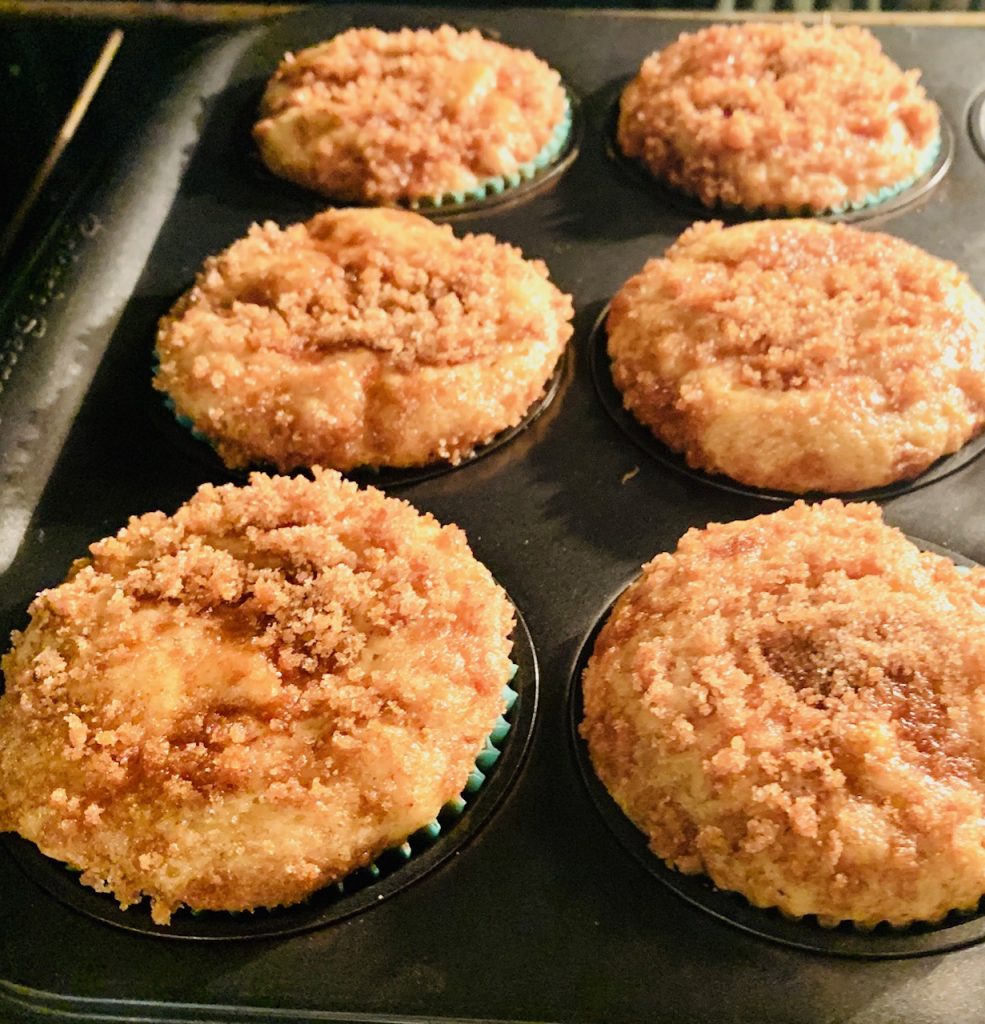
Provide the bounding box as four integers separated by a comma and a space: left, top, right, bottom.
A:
254, 25, 568, 203
0, 471, 514, 923
582, 501, 985, 926
617, 23, 940, 212
154, 208, 573, 471
607, 220, 985, 493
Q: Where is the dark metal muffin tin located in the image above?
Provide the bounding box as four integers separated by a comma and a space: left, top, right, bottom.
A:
3, 6, 985, 1023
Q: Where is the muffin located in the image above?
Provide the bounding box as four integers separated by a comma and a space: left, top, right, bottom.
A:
154, 207, 573, 473
607, 219, 985, 494
617, 23, 941, 214
0, 470, 514, 925
254, 25, 572, 207
581, 500, 985, 928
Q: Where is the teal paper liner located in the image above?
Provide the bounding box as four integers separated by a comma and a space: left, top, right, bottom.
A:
56, 671, 518, 929
150, 348, 214, 449
159, 386, 246, 471
3, 597, 535, 936
609, 75, 947, 221
825, 132, 942, 215
161, 392, 211, 446
335, 666, 519, 892
682, 131, 943, 218
88, 667, 520, 915
407, 94, 573, 210
154, 347, 568, 486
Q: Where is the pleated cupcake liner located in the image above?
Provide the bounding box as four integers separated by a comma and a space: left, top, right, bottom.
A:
617, 127, 943, 221
82, 665, 520, 918
334, 667, 519, 894
698, 131, 944, 218
161, 391, 223, 453
716, 882, 985, 936
809, 132, 942, 216
407, 95, 574, 210
156, 351, 567, 480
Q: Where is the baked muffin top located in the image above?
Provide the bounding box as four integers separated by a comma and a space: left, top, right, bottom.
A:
617, 23, 940, 213
582, 500, 985, 927
0, 470, 514, 924
254, 25, 569, 204
154, 208, 573, 471
607, 219, 985, 494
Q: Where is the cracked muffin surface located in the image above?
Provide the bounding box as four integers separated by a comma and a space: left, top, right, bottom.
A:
617, 23, 940, 213
154, 207, 573, 472
581, 500, 985, 928
254, 25, 569, 204
0, 470, 514, 924
607, 219, 985, 494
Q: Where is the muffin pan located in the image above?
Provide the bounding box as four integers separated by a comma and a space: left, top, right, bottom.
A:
4, 6, 985, 1024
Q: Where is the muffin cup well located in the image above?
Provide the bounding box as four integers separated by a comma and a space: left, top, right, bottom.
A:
970, 89, 985, 163
604, 82, 954, 225
2, 611, 538, 942
569, 549, 985, 959
589, 302, 985, 504
152, 345, 569, 490
247, 85, 582, 218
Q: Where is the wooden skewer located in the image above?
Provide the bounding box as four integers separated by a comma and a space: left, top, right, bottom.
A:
0, 27, 123, 264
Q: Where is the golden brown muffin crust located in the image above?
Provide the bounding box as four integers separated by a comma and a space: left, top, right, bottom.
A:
617, 23, 940, 212
581, 501, 985, 927
0, 471, 514, 924
154, 208, 573, 471
607, 219, 985, 493
254, 25, 568, 204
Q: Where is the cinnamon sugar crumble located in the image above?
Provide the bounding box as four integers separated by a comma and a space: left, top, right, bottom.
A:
581, 500, 985, 927
607, 219, 985, 494
254, 25, 568, 203
154, 208, 573, 472
617, 23, 940, 212
0, 471, 514, 924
